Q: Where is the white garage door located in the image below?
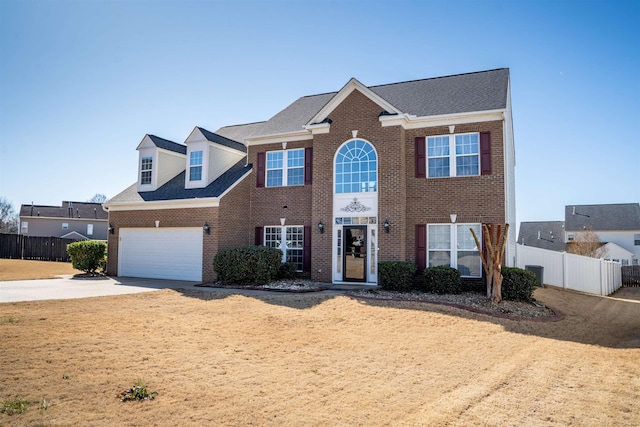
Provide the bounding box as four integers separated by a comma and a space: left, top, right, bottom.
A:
118, 228, 203, 281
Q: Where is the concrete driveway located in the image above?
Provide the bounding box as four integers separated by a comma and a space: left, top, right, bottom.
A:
0, 276, 354, 303
0, 276, 200, 303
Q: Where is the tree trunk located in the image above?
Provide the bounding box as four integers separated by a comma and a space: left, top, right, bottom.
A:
471, 223, 509, 303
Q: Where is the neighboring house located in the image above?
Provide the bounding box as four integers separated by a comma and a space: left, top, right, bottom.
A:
517, 221, 566, 252
104, 68, 516, 283
565, 203, 640, 265
19, 201, 109, 240
518, 203, 640, 265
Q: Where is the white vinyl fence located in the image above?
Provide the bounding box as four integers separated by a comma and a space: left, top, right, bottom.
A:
515, 244, 622, 296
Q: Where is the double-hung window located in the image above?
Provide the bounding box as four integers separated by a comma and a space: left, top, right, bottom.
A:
266, 149, 304, 187
427, 133, 479, 178
141, 157, 153, 185
427, 223, 482, 277
190, 151, 203, 181
264, 226, 304, 271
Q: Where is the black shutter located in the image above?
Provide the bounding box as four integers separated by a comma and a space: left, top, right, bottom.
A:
415, 224, 426, 271
480, 132, 491, 175
303, 225, 311, 272
304, 147, 313, 185
415, 137, 426, 178
256, 152, 265, 187
255, 226, 264, 246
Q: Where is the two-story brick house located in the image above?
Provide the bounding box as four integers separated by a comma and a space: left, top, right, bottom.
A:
104, 68, 516, 283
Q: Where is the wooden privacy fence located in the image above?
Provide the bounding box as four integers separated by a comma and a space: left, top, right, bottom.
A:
0, 233, 76, 262
622, 266, 640, 287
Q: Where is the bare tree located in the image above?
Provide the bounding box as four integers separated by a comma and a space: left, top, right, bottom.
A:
471, 223, 510, 303
567, 227, 608, 258
0, 197, 19, 233
87, 193, 107, 203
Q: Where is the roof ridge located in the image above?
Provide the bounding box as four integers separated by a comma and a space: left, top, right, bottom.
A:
292, 68, 508, 100
217, 121, 266, 128
368, 68, 509, 90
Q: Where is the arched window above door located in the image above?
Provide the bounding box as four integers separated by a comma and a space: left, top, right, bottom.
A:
335, 139, 377, 194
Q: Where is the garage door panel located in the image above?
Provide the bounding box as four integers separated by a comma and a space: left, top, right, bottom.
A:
118, 228, 203, 281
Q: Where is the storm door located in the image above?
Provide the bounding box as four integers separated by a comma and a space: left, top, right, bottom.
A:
343, 226, 367, 282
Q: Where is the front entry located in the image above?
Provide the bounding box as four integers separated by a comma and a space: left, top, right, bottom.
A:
343, 226, 367, 282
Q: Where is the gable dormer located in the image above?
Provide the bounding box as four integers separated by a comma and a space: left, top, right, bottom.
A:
184, 127, 247, 189
136, 135, 187, 192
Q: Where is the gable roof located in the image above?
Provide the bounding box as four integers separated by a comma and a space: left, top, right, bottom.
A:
369, 68, 509, 117
234, 68, 509, 139
565, 203, 640, 231
147, 135, 187, 154
196, 127, 247, 153
20, 202, 108, 220
107, 159, 252, 204
517, 221, 567, 252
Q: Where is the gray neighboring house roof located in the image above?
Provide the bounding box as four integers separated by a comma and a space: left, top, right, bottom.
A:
20, 202, 108, 220
220, 68, 510, 138
109, 159, 252, 204
565, 203, 640, 231
518, 221, 567, 252
148, 135, 187, 154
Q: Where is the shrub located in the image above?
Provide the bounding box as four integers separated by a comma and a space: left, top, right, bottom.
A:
66, 240, 107, 273
213, 246, 282, 284
378, 261, 417, 292
120, 379, 157, 402
1, 397, 30, 415
277, 262, 298, 280
423, 266, 462, 294
501, 267, 537, 302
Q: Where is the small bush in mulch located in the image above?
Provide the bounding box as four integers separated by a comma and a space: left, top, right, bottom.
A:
213, 246, 282, 284
423, 266, 462, 294
378, 261, 417, 292
277, 262, 298, 280
501, 267, 537, 302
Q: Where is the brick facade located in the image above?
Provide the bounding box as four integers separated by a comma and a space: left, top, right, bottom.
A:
108, 74, 511, 284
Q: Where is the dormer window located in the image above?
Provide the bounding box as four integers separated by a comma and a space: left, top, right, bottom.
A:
141, 157, 153, 185
189, 151, 203, 181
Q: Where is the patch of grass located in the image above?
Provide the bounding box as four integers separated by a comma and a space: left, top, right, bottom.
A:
0, 316, 20, 324
119, 379, 157, 402
1, 397, 30, 415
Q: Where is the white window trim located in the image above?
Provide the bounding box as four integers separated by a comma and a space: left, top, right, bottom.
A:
87, 224, 94, 236
140, 156, 153, 185
264, 225, 304, 272
21, 221, 28, 233
189, 151, 203, 181
266, 148, 305, 188
427, 223, 482, 278
62, 223, 69, 229
427, 132, 480, 178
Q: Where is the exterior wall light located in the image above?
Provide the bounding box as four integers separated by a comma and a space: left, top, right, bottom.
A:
108, 224, 114, 234
450, 214, 457, 223
203, 222, 210, 235
383, 219, 390, 233
318, 221, 324, 234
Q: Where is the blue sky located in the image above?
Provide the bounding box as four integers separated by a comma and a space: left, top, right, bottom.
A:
1, 0, 638, 229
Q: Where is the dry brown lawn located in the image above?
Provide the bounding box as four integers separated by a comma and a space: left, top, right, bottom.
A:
1, 270, 639, 426
0, 259, 80, 281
